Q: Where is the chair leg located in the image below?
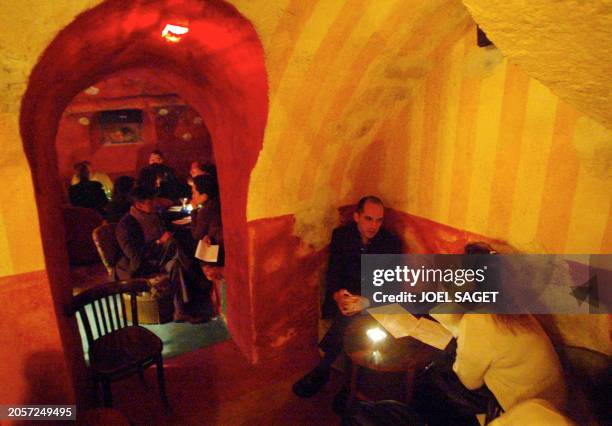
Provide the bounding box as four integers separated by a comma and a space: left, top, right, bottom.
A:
91, 377, 100, 404
156, 356, 169, 408
102, 379, 113, 407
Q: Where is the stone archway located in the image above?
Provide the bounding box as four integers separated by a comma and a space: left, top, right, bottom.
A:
19, 0, 268, 390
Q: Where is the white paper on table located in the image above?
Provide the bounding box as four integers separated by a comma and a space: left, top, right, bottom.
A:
172, 216, 192, 225
367, 303, 420, 338
410, 317, 454, 350
195, 242, 219, 262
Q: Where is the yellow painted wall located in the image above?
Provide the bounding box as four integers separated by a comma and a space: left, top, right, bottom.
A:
464, 0, 612, 131
0, 0, 470, 274
0, 0, 100, 276
376, 29, 612, 254
0, 0, 610, 278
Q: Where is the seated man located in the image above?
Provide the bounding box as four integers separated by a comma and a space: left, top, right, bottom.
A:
68, 161, 108, 214
293, 196, 402, 405
115, 185, 205, 323
70, 160, 113, 198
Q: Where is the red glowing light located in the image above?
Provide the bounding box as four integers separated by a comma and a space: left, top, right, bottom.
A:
161, 24, 189, 43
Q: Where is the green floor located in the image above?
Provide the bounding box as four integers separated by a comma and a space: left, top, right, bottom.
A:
77, 286, 230, 361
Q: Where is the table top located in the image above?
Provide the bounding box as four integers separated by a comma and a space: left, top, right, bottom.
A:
343, 314, 440, 373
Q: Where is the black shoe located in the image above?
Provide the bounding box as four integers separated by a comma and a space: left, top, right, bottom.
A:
292, 367, 330, 398
332, 386, 350, 415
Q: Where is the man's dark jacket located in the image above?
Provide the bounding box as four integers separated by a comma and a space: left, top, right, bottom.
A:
115, 214, 160, 280
322, 222, 402, 317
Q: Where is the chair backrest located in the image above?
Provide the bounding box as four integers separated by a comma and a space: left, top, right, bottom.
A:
67, 279, 150, 346
92, 223, 120, 276
557, 345, 611, 424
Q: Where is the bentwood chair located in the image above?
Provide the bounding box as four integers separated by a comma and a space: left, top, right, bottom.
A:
67, 279, 169, 408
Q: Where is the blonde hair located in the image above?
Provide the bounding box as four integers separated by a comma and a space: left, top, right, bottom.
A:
491, 315, 540, 335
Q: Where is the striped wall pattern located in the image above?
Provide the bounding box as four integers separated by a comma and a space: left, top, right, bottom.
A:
248, 0, 472, 221
248, 14, 611, 254
378, 31, 612, 254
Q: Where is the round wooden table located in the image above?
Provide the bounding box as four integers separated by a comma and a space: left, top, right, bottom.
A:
343, 314, 440, 403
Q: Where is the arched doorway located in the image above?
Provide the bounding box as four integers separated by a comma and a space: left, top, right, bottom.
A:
20, 0, 268, 395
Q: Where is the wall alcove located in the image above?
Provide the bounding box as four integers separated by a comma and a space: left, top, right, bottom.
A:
20, 0, 269, 396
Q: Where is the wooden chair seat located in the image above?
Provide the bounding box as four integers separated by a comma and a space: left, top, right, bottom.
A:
89, 325, 162, 376
66, 279, 169, 408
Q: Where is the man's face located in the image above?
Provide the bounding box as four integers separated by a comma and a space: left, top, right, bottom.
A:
134, 199, 155, 214
149, 153, 163, 165
354, 201, 384, 242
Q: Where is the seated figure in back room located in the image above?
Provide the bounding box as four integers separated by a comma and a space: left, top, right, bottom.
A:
146, 149, 190, 201
187, 161, 217, 192
115, 185, 209, 323
68, 161, 109, 215
189, 160, 217, 179
135, 164, 186, 209
104, 175, 135, 223
190, 175, 224, 318
70, 160, 113, 199
292, 195, 402, 410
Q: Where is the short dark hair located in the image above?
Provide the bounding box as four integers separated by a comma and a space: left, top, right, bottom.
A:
151, 149, 164, 158
201, 162, 217, 178
129, 185, 156, 203
356, 195, 383, 212
193, 175, 219, 198
464, 242, 496, 254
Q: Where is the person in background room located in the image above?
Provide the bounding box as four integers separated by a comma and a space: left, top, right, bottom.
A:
70, 160, 113, 199
147, 150, 190, 201
68, 161, 108, 214
136, 165, 174, 209
189, 160, 217, 179
148, 149, 167, 166
293, 196, 402, 412
190, 175, 224, 317
115, 186, 206, 323
104, 175, 135, 223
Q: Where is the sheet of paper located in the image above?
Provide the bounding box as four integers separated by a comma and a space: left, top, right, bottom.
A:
172, 216, 192, 225
410, 317, 453, 350
367, 303, 420, 338
195, 242, 219, 262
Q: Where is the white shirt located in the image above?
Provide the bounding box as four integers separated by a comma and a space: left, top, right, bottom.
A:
453, 314, 566, 411
489, 399, 575, 426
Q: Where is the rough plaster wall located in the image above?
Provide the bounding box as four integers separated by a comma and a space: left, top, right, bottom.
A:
0, 0, 100, 275
0, 0, 471, 268
463, 0, 612, 130
247, 0, 471, 248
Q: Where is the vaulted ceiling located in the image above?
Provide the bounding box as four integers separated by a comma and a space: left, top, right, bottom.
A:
464, 0, 612, 130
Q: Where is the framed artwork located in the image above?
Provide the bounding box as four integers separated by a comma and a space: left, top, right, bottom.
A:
101, 121, 142, 144
98, 109, 143, 145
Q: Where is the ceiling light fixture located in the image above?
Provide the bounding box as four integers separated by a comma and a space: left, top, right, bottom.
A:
161, 23, 189, 43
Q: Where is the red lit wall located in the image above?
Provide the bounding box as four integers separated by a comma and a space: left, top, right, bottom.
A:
56, 70, 213, 197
